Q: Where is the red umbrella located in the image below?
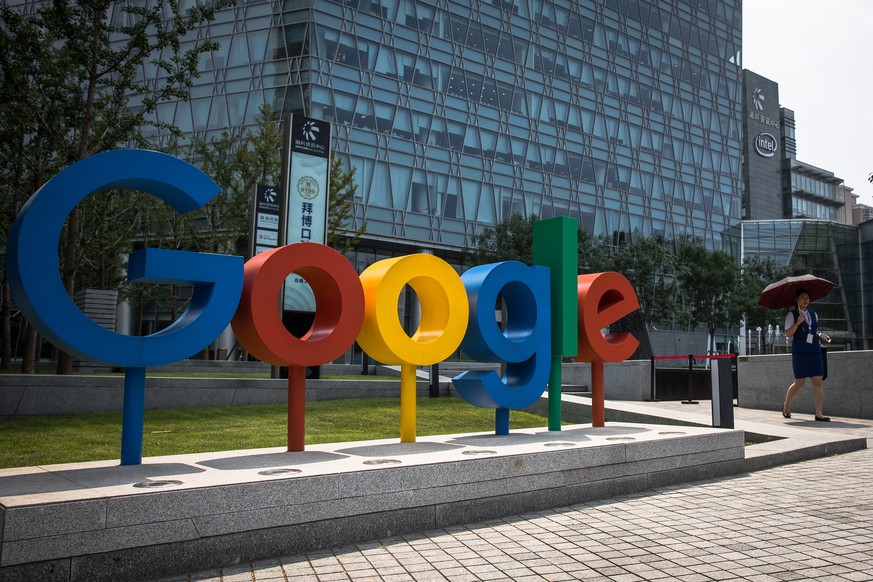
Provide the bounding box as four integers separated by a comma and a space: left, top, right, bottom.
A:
758, 274, 835, 309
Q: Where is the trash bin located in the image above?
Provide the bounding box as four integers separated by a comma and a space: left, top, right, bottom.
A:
710, 357, 734, 429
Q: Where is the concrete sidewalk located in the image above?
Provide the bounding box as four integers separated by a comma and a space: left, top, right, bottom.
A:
616, 397, 873, 454
597, 396, 873, 448
149, 401, 873, 582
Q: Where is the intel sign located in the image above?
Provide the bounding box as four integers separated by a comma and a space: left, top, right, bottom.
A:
754, 132, 778, 157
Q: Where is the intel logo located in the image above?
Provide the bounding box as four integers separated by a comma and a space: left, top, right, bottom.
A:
754, 133, 778, 157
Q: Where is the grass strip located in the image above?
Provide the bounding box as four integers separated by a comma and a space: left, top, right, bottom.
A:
0, 397, 549, 468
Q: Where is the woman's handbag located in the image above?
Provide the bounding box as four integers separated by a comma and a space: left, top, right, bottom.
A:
821, 345, 828, 381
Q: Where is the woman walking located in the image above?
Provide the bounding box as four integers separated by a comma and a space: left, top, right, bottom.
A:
782, 288, 831, 421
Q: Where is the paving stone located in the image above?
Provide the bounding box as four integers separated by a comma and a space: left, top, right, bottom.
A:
345, 568, 378, 579
6, 407, 873, 582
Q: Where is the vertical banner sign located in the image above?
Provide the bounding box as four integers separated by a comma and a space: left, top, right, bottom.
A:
282, 115, 332, 312
250, 184, 281, 257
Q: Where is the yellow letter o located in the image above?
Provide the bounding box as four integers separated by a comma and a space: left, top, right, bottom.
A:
358, 254, 468, 365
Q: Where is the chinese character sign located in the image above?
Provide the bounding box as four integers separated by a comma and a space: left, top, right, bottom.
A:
283, 115, 331, 312
251, 184, 281, 256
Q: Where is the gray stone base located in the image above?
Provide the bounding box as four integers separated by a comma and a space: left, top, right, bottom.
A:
0, 423, 743, 582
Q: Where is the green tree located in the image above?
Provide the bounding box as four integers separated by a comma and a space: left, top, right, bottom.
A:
473, 213, 538, 265
612, 236, 678, 326
732, 256, 792, 353
1, 0, 233, 373
677, 243, 741, 355
472, 216, 617, 274
327, 154, 367, 253
577, 228, 613, 274
0, 5, 75, 371
122, 112, 364, 336
196, 107, 360, 257
75, 190, 151, 290
236, 104, 284, 219
192, 131, 252, 255
187, 103, 284, 258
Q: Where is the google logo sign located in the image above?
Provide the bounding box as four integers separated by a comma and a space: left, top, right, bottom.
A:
7, 150, 640, 465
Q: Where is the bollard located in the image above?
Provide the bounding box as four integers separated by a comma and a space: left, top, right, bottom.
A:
682, 354, 699, 404
647, 355, 659, 401
710, 356, 734, 428
429, 363, 440, 398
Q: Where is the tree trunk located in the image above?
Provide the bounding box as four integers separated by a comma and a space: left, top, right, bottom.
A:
135, 301, 144, 337
55, 204, 79, 375
1, 276, 12, 371
55, 8, 101, 375
708, 325, 717, 355
20, 322, 37, 374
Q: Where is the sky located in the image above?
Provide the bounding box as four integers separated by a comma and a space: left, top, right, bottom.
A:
742, 0, 873, 206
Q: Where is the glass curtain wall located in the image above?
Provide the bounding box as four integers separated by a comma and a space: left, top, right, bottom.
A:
740, 220, 861, 348
5, 0, 745, 355
309, 0, 743, 252
114, 0, 743, 256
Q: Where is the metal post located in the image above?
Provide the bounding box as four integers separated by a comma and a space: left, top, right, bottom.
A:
732, 353, 739, 406
288, 365, 306, 451
120, 366, 146, 465
710, 357, 734, 428
400, 363, 417, 442
682, 354, 699, 404
548, 355, 562, 431
647, 355, 659, 401
591, 361, 605, 427
429, 363, 439, 398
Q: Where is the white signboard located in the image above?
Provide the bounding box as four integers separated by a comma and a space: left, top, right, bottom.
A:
282, 115, 332, 313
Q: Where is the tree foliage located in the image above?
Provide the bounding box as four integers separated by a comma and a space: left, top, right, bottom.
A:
0, 0, 233, 372
120, 109, 365, 335
676, 243, 741, 354
236, 105, 284, 201
576, 228, 612, 274
327, 154, 366, 253
119, 104, 280, 334
733, 256, 792, 352
611, 237, 678, 325
473, 213, 538, 265
1, 4, 73, 371
192, 132, 254, 254
472, 217, 677, 328
469, 216, 797, 355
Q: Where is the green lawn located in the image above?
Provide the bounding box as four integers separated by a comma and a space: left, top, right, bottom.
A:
0, 398, 549, 468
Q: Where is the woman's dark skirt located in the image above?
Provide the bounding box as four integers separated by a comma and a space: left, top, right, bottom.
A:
792, 350, 824, 379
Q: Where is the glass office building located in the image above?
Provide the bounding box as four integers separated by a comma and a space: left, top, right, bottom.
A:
738, 69, 869, 351
742, 70, 846, 224
4, 0, 745, 360
734, 220, 862, 349
139, 0, 744, 259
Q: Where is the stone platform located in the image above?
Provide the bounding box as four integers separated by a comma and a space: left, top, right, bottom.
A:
1, 423, 743, 582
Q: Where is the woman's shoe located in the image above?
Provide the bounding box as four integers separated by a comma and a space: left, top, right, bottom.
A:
815, 416, 831, 422
782, 411, 791, 419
